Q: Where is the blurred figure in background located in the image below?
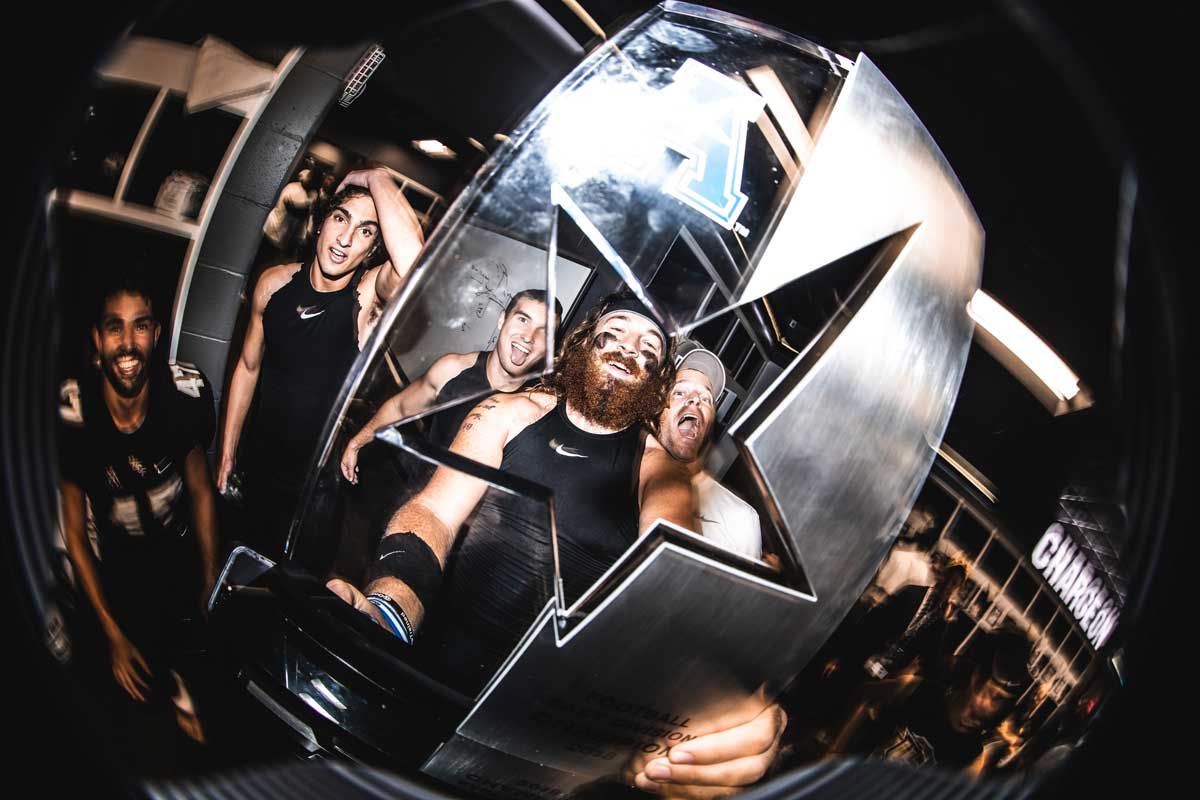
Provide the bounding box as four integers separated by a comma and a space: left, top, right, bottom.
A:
864, 557, 969, 681
828, 627, 1032, 776
261, 167, 320, 265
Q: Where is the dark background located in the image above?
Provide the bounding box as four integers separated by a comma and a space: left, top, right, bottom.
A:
5, 1, 1192, 795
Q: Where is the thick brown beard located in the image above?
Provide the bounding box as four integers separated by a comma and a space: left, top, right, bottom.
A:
557, 340, 666, 431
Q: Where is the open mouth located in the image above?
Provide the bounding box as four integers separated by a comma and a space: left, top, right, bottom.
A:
604, 360, 633, 379
677, 412, 700, 439
328, 246, 348, 264
510, 341, 531, 366
114, 355, 142, 380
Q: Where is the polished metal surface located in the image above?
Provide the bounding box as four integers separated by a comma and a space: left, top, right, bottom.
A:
296, 1, 847, 520
419, 30, 980, 798
423, 523, 815, 787
728, 53, 983, 671
208, 545, 275, 612
424, 735, 587, 800
285, 2, 981, 792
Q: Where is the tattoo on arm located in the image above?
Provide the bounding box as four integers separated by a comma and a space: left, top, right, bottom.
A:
459, 400, 501, 435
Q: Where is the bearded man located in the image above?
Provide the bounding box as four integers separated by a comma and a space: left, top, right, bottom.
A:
58, 274, 218, 741
328, 292, 691, 685
330, 293, 788, 796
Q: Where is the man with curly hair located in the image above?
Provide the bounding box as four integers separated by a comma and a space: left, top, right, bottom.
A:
218, 167, 424, 557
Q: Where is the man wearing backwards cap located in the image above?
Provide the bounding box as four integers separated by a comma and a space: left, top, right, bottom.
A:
656, 340, 763, 560
330, 292, 786, 796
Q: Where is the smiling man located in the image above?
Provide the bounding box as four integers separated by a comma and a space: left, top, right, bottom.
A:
58, 274, 217, 733
218, 167, 424, 557
656, 340, 762, 561
328, 293, 692, 677
340, 289, 563, 483
328, 300, 791, 796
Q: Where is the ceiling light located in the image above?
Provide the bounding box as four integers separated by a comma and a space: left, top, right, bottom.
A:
968, 289, 1092, 415
412, 139, 456, 159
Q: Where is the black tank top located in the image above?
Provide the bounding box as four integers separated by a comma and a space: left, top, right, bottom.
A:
427, 352, 542, 448
416, 402, 643, 695
427, 351, 491, 447
248, 264, 363, 490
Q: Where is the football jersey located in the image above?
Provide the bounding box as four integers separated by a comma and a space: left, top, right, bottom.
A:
58, 362, 215, 570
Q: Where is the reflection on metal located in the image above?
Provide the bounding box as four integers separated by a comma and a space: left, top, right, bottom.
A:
747, 65, 814, 166
728, 53, 982, 673
208, 545, 275, 613
281, 1, 982, 792
423, 522, 815, 787
296, 0, 853, 539
245, 680, 320, 752
425, 734, 585, 799
551, 182, 665, 322
659, 59, 765, 229
937, 442, 999, 503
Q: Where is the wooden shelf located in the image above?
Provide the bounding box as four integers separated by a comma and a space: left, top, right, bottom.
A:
52, 189, 199, 239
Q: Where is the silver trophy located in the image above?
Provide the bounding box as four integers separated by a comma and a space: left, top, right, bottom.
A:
324, 2, 983, 794
225, 2, 984, 795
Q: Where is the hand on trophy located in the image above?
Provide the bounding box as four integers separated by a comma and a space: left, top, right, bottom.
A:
629, 703, 787, 798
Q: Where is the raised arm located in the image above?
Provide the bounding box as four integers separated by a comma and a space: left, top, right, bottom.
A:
60, 480, 152, 702
638, 434, 699, 535
340, 352, 473, 483
337, 168, 424, 310
217, 264, 294, 492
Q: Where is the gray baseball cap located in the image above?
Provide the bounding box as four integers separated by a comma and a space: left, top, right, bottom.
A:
673, 339, 725, 400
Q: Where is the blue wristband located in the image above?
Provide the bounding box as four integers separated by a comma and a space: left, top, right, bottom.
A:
366, 592, 414, 644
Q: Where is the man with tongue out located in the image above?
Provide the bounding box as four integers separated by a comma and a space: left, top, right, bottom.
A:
655, 340, 763, 561
339, 289, 562, 484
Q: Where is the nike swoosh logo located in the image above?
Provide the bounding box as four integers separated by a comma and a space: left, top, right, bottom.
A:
549, 439, 588, 459
298, 306, 325, 319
